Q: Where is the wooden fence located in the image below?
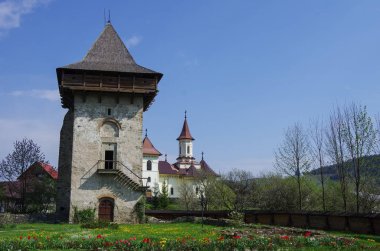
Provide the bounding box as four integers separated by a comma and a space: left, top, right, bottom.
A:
145, 210, 380, 235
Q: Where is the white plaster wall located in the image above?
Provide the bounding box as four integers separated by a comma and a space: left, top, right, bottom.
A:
142, 156, 159, 190
158, 175, 198, 198
179, 140, 193, 158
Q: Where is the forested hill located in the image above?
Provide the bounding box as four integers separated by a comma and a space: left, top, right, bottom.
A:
308, 155, 380, 183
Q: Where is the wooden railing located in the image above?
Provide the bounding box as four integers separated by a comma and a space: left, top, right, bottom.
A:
61, 73, 156, 91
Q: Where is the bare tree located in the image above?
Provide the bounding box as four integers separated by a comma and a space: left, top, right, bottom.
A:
342, 103, 376, 213
309, 118, 327, 211
0, 138, 46, 212
326, 107, 348, 212
223, 168, 254, 211
275, 123, 311, 210
178, 181, 197, 211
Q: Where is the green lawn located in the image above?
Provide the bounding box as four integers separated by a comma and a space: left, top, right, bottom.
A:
0, 222, 220, 240
0, 223, 378, 250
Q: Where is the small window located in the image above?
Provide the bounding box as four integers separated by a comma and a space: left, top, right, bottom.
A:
170, 187, 174, 195
196, 187, 199, 194
107, 108, 112, 116
187, 146, 190, 154
147, 177, 151, 182
147, 160, 152, 171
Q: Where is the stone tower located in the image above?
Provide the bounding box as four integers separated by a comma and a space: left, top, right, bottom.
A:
55, 23, 163, 223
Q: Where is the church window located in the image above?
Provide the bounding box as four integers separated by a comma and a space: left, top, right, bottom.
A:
196, 187, 199, 194
179, 145, 181, 155
147, 177, 151, 182
170, 187, 174, 195
187, 146, 190, 154
147, 160, 152, 171
107, 108, 112, 116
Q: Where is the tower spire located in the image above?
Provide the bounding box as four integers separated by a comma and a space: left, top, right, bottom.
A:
177, 111, 194, 141
145, 129, 148, 138
201, 151, 204, 160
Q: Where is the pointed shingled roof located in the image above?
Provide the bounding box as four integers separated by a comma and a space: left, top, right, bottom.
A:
177, 117, 194, 141
60, 23, 162, 75
143, 136, 162, 156
200, 159, 218, 176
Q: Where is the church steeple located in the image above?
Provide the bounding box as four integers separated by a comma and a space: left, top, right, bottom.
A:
177, 111, 195, 141
177, 111, 194, 160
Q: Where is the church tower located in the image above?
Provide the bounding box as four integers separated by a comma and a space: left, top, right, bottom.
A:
176, 112, 195, 167
55, 22, 163, 223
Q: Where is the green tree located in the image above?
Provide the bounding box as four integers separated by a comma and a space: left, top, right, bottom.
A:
25, 176, 56, 213
151, 183, 160, 210
159, 181, 169, 209
342, 103, 376, 213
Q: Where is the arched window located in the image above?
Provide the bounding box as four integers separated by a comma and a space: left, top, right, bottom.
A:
147, 177, 151, 182
147, 160, 152, 171
187, 146, 190, 154
100, 121, 119, 137
170, 187, 174, 195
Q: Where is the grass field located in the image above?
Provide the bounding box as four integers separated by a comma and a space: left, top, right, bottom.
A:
0, 222, 379, 250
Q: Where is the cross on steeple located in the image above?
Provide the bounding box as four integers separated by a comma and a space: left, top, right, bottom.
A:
201, 152, 204, 160
185, 110, 187, 119
145, 129, 148, 138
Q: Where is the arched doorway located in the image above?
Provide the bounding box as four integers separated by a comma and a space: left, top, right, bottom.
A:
98, 198, 114, 222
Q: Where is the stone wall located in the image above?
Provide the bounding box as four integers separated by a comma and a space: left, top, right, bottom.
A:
57, 93, 144, 223
56, 110, 74, 222
0, 213, 56, 224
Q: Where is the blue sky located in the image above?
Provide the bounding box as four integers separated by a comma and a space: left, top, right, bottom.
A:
1, 0, 380, 175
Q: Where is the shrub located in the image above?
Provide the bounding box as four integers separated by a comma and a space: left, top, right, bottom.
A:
228, 210, 244, 226
134, 197, 145, 223
73, 207, 95, 223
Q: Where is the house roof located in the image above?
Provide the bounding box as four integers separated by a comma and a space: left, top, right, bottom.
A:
18, 162, 58, 180
177, 117, 194, 141
58, 23, 162, 77
143, 136, 162, 156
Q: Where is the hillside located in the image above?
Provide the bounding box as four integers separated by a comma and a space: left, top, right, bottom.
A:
308, 155, 380, 184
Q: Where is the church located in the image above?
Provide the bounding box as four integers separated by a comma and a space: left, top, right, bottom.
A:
142, 113, 218, 199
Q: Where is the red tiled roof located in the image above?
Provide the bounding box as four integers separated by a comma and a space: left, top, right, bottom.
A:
143, 136, 162, 156
18, 162, 58, 180
177, 118, 194, 141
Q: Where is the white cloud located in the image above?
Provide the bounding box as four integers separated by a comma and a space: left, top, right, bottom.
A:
125, 35, 142, 48
9, 89, 60, 101
0, 0, 50, 35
